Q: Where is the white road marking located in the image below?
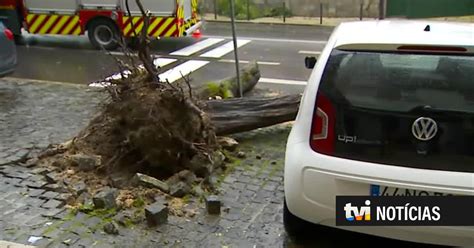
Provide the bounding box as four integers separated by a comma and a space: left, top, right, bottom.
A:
200, 39, 251, 58
258, 77, 307, 85
298, 50, 322, 55
108, 51, 138, 56
89, 58, 178, 87
170, 38, 225, 56
159, 60, 209, 83
204, 35, 327, 44
218, 59, 280, 66
153, 58, 177, 67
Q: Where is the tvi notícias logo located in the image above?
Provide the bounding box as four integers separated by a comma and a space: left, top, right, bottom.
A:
344, 200, 441, 222
344, 200, 371, 221
337, 196, 473, 226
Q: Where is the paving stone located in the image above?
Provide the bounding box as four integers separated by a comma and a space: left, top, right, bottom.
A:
27, 188, 45, 197
41, 208, 66, 219
25, 179, 48, 189
33, 237, 53, 247
108, 174, 128, 188
39, 191, 60, 200
232, 182, 246, 190
54, 193, 73, 204
73, 237, 95, 247
4, 177, 22, 186
43, 228, 63, 239
84, 216, 102, 230
23, 197, 46, 208
92, 188, 117, 209
41, 199, 63, 209
43, 183, 68, 193
61, 232, 80, 246
246, 184, 260, 192
217, 137, 239, 151
237, 151, 246, 158
262, 184, 278, 191
206, 195, 221, 215
69, 225, 90, 236
169, 181, 191, 197
44, 172, 61, 184
68, 154, 101, 172
132, 173, 169, 193
145, 202, 168, 226
223, 176, 237, 184
24, 215, 48, 226
31, 167, 50, 175
72, 181, 87, 195
103, 222, 119, 235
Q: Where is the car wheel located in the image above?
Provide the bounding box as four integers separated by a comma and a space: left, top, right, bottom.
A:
283, 199, 314, 238
87, 19, 119, 50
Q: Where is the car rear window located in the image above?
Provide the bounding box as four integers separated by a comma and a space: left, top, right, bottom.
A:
320, 50, 474, 113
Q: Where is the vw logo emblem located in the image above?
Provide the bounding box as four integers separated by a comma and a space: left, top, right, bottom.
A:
412, 117, 438, 141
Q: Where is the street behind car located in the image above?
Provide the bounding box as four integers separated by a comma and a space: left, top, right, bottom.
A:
0, 21, 16, 77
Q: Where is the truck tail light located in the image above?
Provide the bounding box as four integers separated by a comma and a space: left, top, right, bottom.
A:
310, 93, 335, 155
4, 28, 14, 41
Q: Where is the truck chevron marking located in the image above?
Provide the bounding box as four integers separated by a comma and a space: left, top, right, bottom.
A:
2, 0, 200, 47
26, 14, 82, 35
122, 16, 178, 37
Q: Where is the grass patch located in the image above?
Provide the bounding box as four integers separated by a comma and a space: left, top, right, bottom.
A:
205, 82, 233, 99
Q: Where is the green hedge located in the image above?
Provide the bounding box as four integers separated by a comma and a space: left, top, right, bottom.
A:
217, 0, 292, 20
387, 0, 474, 18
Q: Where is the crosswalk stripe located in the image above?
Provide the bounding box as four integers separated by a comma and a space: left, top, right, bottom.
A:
298, 50, 321, 55
170, 38, 225, 56
218, 59, 280, 66
153, 58, 177, 67
258, 77, 307, 85
200, 40, 251, 58
89, 58, 178, 87
159, 60, 209, 83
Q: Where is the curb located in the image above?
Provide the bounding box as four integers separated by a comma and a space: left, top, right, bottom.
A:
203, 19, 336, 28
0, 241, 35, 248
3, 77, 90, 88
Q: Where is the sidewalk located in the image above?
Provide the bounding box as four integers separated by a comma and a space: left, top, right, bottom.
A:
202, 13, 474, 27
202, 13, 368, 27
0, 241, 35, 248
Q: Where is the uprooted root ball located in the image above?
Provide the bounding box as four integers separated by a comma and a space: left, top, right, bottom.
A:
70, 72, 217, 178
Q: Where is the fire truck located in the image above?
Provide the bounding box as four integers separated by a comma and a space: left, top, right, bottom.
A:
0, 0, 201, 49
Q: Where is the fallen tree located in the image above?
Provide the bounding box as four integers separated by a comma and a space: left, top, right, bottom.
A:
207, 94, 300, 135
33, 0, 302, 213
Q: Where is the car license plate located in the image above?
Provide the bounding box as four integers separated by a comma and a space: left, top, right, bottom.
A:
370, 185, 452, 196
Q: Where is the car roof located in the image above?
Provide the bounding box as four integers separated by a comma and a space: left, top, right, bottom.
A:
333, 20, 474, 51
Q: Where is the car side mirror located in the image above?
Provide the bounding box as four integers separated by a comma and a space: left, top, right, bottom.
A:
305, 56, 317, 69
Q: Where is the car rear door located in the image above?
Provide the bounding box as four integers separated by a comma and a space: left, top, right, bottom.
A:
316, 48, 474, 173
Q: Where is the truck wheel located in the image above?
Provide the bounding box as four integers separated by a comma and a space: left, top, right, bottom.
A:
87, 19, 119, 50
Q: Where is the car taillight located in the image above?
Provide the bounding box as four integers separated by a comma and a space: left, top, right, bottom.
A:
310, 93, 335, 155
4, 28, 14, 41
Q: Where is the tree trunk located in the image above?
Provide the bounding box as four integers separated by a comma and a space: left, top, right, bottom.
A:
206, 94, 301, 135
198, 62, 260, 99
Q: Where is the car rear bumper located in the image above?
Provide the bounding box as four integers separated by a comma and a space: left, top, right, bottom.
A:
284, 141, 474, 246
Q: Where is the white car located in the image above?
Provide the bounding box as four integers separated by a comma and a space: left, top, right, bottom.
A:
284, 20, 474, 246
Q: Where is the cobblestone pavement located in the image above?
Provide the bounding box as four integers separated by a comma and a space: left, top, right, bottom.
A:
0, 78, 437, 248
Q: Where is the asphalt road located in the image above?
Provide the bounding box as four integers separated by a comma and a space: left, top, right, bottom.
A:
10, 21, 332, 95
